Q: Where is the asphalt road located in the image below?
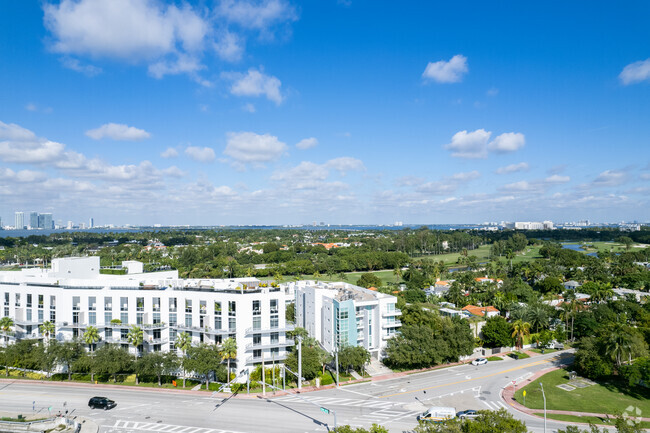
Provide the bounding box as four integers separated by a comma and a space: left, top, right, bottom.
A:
0, 351, 599, 433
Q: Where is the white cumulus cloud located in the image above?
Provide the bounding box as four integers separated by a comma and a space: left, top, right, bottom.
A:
594, 170, 627, 187
224, 131, 287, 163
85, 123, 151, 141
226, 68, 284, 104
185, 146, 216, 163
217, 0, 297, 31
161, 147, 179, 158
496, 162, 529, 175
619, 59, 650, 85
422, 54, 468, 84
545, 175, 570, 183
296, 137, 318, 150
444, 129, 491, 159
488, 132, 525, 153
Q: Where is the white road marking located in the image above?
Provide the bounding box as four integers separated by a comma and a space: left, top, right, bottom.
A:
104, 420, 247, 433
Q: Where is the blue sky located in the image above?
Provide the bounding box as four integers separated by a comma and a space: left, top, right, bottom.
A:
0, 0, 648, 226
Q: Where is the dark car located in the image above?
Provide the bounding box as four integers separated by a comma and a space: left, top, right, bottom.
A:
88, 396, 116, 410
456, 409, 478, 419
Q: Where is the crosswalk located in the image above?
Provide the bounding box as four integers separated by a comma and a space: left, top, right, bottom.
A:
272, 395, 401, 409
105, 420, 246, 433
355, 408, 420, 424
479, 400, 509, 410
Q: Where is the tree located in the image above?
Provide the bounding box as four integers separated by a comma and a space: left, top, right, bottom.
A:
285, 345, 325, 380
286, 303, 295, 323
39, 321, 56, 344
356, 273, 382, 289
127, 325, 144, 356
93, 344, 133, 382
83, 325, 100, 352
176, 331, 192, 387
403, 289, 426, 303
338, 346, 370, 373
511, 320, 531, 349
134, 351, 179, 386
54, 340, 84, 380
414, 409, 527, 433
0, 317, 13, 345
333, 425, 388, 433
481, 316, 513, 348
525, 304, 549, 333
219, 338, 238, 385
185, 345, 223, 390
574, 337, 612, 379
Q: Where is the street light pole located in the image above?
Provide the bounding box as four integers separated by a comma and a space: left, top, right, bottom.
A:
540, 382, 546, 433
297, 335, 302, 390
335, 346, 339, 388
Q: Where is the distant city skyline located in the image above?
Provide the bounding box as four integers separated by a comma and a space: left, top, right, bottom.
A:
0, 1, 648, 225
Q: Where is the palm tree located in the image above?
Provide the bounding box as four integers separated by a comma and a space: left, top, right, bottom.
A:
0, 317, 13, 345
220, 338, 237, 386
511, 320, 531, 350
127, 325, 144, 384
39, 321, 56, 345
525, 304, 549, 333
393, 267, 402, 284
83, 326, 100, 381
604, 323, 635, 368
176, 331, 192, 387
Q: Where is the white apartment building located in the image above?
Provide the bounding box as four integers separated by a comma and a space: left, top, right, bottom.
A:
291, 281, 401, 359
0, 257, 293, 380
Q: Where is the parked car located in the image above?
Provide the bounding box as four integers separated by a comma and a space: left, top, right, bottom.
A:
553, 342, 565, 350
456, 409, 479, 419
471, 358, 488, 366
509, 353, 519, 360
88, 396, 116, 410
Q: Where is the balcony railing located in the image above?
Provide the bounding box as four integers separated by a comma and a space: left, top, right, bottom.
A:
246, 352, 287, 364
245, 339, 295, 351
245, 324, 294, 335
382, 309, 402, 317
381, 320, 402, 328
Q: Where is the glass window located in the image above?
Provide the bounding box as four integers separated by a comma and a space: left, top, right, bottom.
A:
253, 349, 262, 359
271, 347, 279, 356
200, 300, 206, 315
229, 317, 236, 331
15, 293, 20, 307
169, 313, 177, 326
153, 312, 161, 324
136, 297, 144, 312
270, 299, 278, 314
214, 316, 222, 330
120, 312, 128, 324
3, 293, 8, 306
38, 310, 43, 322
253, 334, 262, 345
72, 296, 80, 310
26, 309, 32, 322
105, 312, 112, 324
228, 301, 236, 316
185, 314, 192, 327
270, 332, 279, 344
153, 297, 160, 312
38, 295, 44, 308
137, 313, 144, 325
253, 316, 261, 330
50, 310, 56, 322
89, 296, 96, 311
214, 301, 221, 314
120, 297, 128, 311
89, 312, 96, 325
253, 300, 261, 315
185, 299, 192, 313
104, 297, 112, 311
26, 294, 32, 307
270, 316, 278, 328
105, 327, 112, 338
50, 295, 56, 309
169, 297, 177, 312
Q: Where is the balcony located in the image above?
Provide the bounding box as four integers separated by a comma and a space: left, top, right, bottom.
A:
246, 352, 287, 364
245, 324, 294, 335
382, 309, 403, 318
381, 320, 402, 328
245, 339, 295, 351
145, 337, 169, 345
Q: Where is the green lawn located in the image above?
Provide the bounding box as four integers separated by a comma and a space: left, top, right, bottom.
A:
515, 368, 650, 416
487, 356, 503, 361
533, 413, 650, 429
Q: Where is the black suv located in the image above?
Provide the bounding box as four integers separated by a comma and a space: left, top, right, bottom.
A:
88, 396, 116, 410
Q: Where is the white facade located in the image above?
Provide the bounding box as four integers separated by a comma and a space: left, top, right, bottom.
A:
0, 257, 293, 380
291, 281, 401, 359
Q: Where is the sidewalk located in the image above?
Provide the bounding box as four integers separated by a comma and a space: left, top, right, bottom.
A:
501, 366, 650, 423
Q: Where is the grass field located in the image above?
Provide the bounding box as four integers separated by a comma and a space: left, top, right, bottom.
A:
532, 413, 650, 429
516, 368, 650, 416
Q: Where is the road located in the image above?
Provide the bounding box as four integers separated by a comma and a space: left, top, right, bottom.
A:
0, 351, 589, 433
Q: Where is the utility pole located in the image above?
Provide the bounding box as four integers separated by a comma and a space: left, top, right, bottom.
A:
540, 382, 546, 433
297, 335, 302, 390
335, 346, 339, 388
262, 350, 266, 397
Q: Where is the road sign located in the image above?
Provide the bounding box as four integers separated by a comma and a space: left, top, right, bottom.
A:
320, 407, 330, 414
523, 390, 526, 397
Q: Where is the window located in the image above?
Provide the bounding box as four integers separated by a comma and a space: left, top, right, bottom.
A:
185, 299, 192, 313
27, 294, 32, 307
72, 296, 80, 311
73, 311, 79, 325
153, 329, 161, 340
253, 349, 262, 359
253, 316, 261, 330
229, 317, 236, 331
228, 301, 236, 316
270, 332, 279, 344
89, 312, 96, 325
38, 295, 43, 308
120, 312, 128, 324
3, 307, 8, 317
215, 335, 222, 345
50, 310, 56, 322
89, 296, 96, 311
105, 327, 112, 338
120, 297, 128, 311
185, 314, 192, 327
253, 334, 262, 346
137, 313, 144, 325
121, 329, 128, 341
38, 310, 43, 322
270, 317, 278, 328
153, 312, 161, 324
26, 309, 32, 322
214, 301, 221, 314
105, 312, 112, 324
136, 297, 144, 312
153, 297, 160, 312
214, 315, 222, 330
253, 300, 261, 315
15, 293, 20, 307
50, 295, 56, 309
3, 293, 8, 306
169, 297, 177, 312
200, 300, 206, 315
270, 299, 278, 314
271, 347, 279, 356
104, 297, 112, 311
169, 313, 177, 326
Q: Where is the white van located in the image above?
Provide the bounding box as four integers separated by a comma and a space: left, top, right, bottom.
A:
417, 406, 456, 423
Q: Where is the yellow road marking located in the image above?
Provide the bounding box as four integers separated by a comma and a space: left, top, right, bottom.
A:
378, 358, 555, 398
